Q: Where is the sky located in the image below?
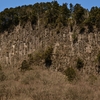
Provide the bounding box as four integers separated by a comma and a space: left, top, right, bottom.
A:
0, 0, 100, 12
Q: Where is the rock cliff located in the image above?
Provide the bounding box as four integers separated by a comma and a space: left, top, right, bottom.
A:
0, 22, 100, 74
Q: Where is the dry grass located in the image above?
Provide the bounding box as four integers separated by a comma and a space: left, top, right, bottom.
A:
0, 66, 100, 100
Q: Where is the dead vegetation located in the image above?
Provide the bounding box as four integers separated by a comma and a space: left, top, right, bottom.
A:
0, 65, 100, 100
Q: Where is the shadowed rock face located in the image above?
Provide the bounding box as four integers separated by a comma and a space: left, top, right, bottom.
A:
0, 22, 100, 74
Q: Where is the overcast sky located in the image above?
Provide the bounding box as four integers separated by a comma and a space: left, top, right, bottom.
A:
0, 0, 100, 12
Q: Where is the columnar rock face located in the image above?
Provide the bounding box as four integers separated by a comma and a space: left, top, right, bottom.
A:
0, 23, 100, 73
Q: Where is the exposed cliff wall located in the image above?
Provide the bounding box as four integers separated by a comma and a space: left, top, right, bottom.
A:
0, 22, 100, 74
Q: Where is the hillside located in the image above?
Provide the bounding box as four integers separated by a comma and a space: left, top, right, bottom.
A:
0, 1, 100, 100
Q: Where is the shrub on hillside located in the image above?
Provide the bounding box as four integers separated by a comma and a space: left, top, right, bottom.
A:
28, 46, 53, 67
28, 49, 44, 66
44, 46, 53, 67
20, 60, 30, 71
64, 67, 76, 81
76, 57, 84, 70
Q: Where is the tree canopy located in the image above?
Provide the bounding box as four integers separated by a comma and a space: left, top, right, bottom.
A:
0, 1, 100, 32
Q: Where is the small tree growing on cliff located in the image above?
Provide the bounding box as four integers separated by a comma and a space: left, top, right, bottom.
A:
44, 46, 53, 68
76, 57, 84, 71
20, 60, 30, 71
64, 67, 76, 81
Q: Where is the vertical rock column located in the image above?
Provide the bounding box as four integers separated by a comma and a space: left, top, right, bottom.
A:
69, 32, 74, 56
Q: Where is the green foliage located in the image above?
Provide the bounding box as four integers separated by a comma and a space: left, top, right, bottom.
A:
0, 1, 100, 32
57, 3, 70, 26
44, 46, 53, 67
73, 4, 85, 24
32, 49, 45, 64
84, 7, 100, 30
28, 51, 43, 66
21, 47, 53, 71
21, 60, 30, 71
28, 46, 53, 67
69, 3, 74, 14
65, 67, 76, 81
76, 58, 84, 70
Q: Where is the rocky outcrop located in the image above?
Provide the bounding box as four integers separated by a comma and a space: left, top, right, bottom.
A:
0, 23, 100, 74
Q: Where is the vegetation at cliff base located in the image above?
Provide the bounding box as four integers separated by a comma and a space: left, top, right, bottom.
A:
64, 67, 76, 81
